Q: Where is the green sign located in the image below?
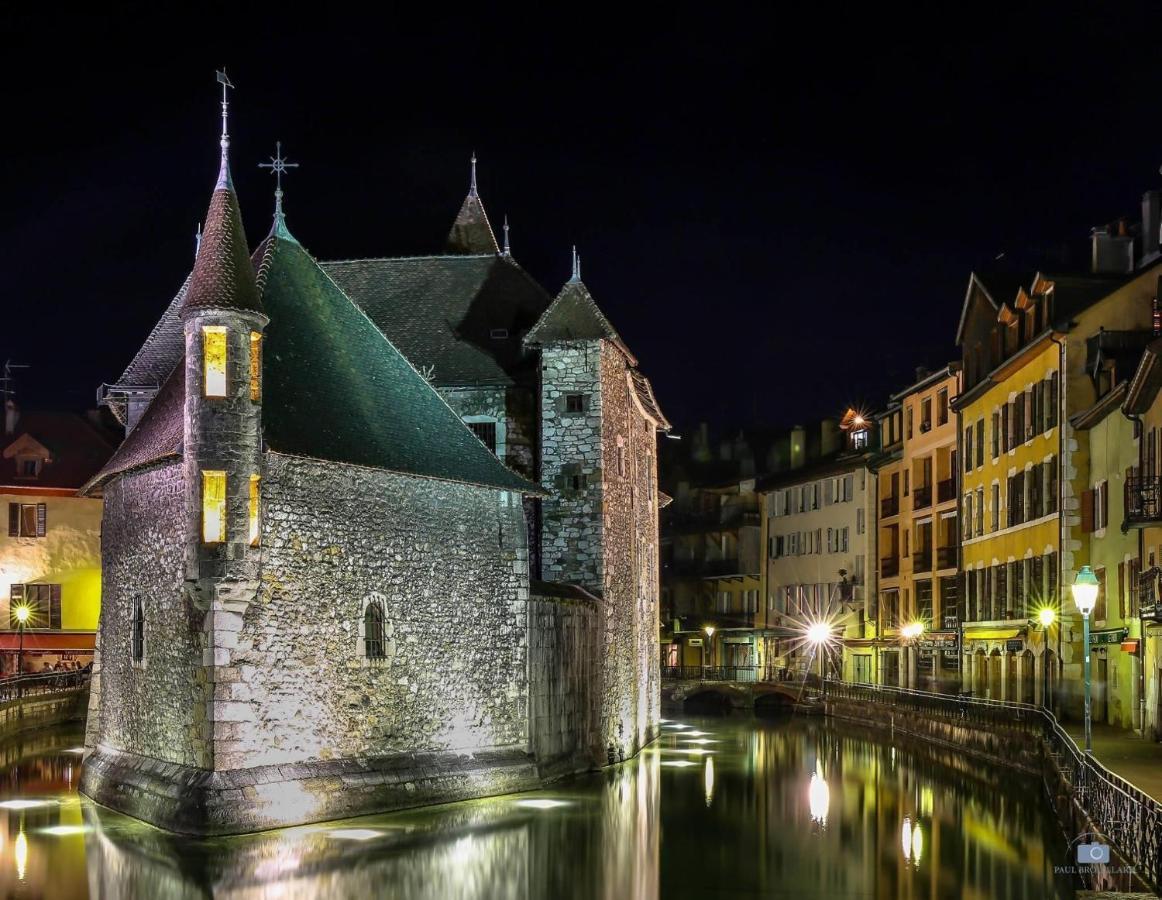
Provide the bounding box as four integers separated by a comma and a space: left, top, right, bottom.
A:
1089, 628, 1127, 646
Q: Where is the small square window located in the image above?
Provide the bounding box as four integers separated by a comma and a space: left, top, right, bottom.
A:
565, 394, 585, 413
489, 328, 509, 340
19, 459, 38, 478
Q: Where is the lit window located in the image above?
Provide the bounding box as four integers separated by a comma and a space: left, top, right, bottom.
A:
249, 474, 260, 546
202, 470, 226, 543
203, 327, 228, 397
250, 331, 262, 401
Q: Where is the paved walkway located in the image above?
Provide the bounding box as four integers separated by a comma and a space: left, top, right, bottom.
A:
1063, 721, 1162, 802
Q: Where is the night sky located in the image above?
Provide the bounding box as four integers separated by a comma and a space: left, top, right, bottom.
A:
5, 7, 1162, 436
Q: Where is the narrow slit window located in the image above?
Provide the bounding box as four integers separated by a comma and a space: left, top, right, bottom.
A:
203, 326, 228, 397
132, 599, 145, 662
249, 474, 261, 546
250, 331, 262, 401
202, 470, 227, 543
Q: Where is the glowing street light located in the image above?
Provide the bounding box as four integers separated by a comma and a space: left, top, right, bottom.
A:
1035, 606, 1057, 711
1037, 607, 1057, 629
703, 625, 716, 675
1072, 566, 1100, 755
806, 622, 831, 645
901, 621, 924, 641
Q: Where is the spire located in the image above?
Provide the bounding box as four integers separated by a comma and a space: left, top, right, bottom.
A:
195, 222, 202, 258
570, 245, 581, 282
502, 215, 511, 256
180, 72, 263, 320
215, 69, 234, 190
259, 141, 300, 239
446, 153, 499, 254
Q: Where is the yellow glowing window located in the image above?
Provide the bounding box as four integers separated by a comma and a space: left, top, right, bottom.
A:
202, 470, 226, 543
203, 327, 228, 397
250, 332, 262, 401
249, 475, 260, 546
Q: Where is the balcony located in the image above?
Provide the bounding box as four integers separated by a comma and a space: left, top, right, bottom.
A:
936, 546, 957, 570
913, 484, 932, 510
937, 478, 956, 504
1125, 476, 1162, 527
881, 556, 899, 578
919, 420, 932, 434
881, 496, 899, 518
913, 550, 932, 572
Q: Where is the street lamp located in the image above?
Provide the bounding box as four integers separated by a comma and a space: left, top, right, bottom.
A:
806, 622, 831, 684
13, 604, 30, 678
703, 625, 716, 677
1072, 567, 1100, 755
1035, 607, 1057, 710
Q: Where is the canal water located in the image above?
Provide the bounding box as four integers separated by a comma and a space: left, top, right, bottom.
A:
0, 714, 1074, 899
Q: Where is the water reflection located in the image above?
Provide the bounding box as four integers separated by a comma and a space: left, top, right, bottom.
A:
0, 717, 1077, 898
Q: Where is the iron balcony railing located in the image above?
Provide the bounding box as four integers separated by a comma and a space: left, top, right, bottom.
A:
937, 478, 956, 503
1125, 476, 1162, 527
881, 496, 899, 517
881, 556, 899, 578
662, 665, 761, 683
936, 546, 957, 570
913, 484, 932, 509
823, 679, 1162, 893
913, 550, 932, 572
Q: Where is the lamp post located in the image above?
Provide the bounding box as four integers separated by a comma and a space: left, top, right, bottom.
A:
901, 621, 924, 690
1036, 607, 1056, 710
1072, 567, 1100, 755
13, 604, 29, 679
703, 625, 715, 679
806, 622, 831, 686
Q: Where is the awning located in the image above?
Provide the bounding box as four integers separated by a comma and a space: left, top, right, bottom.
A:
963, 627, 1023, 641
0, 632, 95, 652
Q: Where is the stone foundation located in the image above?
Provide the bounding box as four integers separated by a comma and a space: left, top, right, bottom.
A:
81, 743, 542, 835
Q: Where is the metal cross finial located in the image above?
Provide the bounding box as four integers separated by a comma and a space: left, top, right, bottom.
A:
470, 152, 478, 196
195, 221, 202, 258
216, 69, 234, 148
503, 215, 511, 256
571, 245, 581, 282
259, 141, 299, 223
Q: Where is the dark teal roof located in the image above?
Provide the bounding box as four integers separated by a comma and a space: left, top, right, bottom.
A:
524, 278, 636, 364
257, 229, 539, 493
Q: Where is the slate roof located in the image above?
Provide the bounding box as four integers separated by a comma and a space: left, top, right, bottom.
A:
446, 191, 499, 254
523, 278, 637, 364
84, 363, 184, 493
1, 410, 118, 491
180, 183, 264, 318
323, 254, 551, 386
251, 226, 538, 493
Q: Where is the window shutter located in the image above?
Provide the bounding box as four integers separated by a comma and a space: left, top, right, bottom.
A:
9, 585, 22, 629
35, 504, 46, 537
50, 585, 61, 629
1081, 489, 1095, 533
7, 504, 16, 537
1101, 483, 1109, 531
1048, 372, 1059, 427
1118, 562, 1126, 618
1029, 468, 1041, 519
976, 420, 984, 467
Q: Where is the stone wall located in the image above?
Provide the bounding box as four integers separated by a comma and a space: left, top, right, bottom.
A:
598, 344, 661, 760
538, 342, 604, 589
528, 588, 601, 772
218, 451, 531, 769
86, 461, 208, 768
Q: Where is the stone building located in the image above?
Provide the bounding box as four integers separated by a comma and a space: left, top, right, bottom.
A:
80, 94, 668, 833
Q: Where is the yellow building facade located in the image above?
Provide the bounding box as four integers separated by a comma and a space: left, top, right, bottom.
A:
956, 268, 1157, 714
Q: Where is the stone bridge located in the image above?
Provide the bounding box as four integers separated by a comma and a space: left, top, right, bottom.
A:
661, 676, 822, 712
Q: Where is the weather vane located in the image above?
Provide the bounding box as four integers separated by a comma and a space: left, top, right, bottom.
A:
259, 141, 299, 221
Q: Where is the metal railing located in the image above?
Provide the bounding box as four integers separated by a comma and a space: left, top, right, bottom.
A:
881, 496, 899, 517
881, 556, 899, 577
913, 485, 932, 509
0, 670, 91, 704
937, 478, 956, 503
1126, 476, 1162, 526
936, 546, 957, 570
824, 679, 1162, 892
913, 550, 932, 572
662, 665, 761, 683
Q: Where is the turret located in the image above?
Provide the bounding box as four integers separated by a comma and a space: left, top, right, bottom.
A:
180, 71, 267, 612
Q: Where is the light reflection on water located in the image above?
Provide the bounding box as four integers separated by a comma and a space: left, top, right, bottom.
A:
0, 717, 1075, 898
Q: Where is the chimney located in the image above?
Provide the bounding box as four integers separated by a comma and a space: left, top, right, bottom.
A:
4, 400, 17, 437
1144, 190, 1162, 263
915, 365, 929, 383
790, 425, 806, 470
820, 419, 839, 456
1091, 224, 1135, 274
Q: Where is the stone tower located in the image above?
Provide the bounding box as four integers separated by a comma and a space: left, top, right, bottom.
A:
178, 108, 269, 769
526, 251, 670, 763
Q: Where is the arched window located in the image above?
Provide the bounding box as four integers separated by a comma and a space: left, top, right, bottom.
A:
132, 599, 145, 662
364, 600, 386, 659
